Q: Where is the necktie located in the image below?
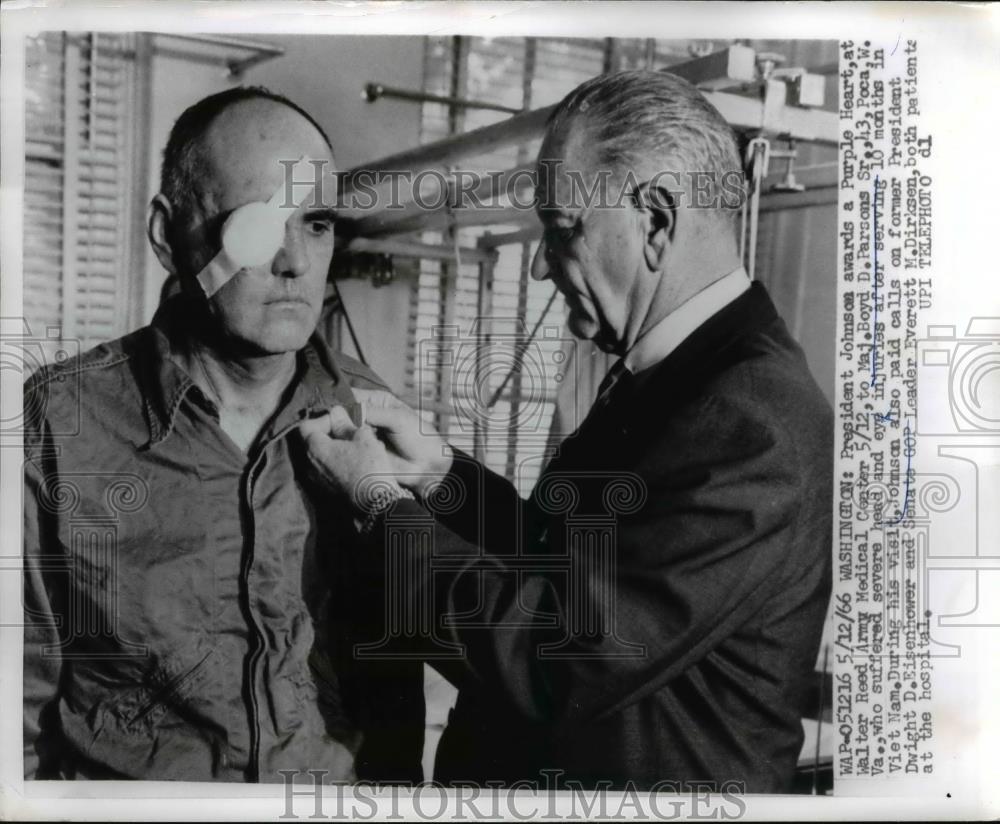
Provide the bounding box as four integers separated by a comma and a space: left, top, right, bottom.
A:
593, 359, 632, 411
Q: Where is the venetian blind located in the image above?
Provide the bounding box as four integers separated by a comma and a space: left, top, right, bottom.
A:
407, 38, 738, 493
408, 37, 610, 495
23, 32, 141, 356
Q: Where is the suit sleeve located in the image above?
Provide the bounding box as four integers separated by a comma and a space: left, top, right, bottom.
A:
424, 448, 528, 557
351, 655, 425, 784
358, 393, 805, 725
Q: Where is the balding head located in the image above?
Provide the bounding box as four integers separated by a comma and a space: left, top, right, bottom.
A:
160, 86, 334, 226
196, 98, 333, 220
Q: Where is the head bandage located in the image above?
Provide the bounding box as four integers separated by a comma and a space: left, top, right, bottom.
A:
195, 156, 323, 298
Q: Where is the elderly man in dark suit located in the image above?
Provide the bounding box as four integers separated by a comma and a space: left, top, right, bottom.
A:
301, 70, 833, 792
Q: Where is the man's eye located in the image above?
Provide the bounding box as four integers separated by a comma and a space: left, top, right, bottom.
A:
545, 242, 571, 274
307, 220, 333, 237
548, 225, 576, 247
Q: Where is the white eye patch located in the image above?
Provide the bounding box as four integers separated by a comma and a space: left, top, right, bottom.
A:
195, 156, 323, 298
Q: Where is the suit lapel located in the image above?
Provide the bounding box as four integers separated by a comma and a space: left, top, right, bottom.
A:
634, 282, 777, 398
544, 283, 780, 476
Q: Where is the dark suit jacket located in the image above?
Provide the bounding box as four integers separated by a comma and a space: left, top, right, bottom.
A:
360, 282, 832, 792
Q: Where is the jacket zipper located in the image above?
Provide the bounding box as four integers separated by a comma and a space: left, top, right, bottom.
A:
239, 419, 305, 782
240, 450, 268, 782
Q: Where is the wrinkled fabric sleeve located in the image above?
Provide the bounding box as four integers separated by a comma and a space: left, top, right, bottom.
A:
355, 394, 806, 725
22, 444, 64, 779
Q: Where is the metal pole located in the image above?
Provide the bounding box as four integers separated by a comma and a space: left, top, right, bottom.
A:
363, 82, 523, 116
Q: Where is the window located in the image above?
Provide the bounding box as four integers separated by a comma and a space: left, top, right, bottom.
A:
405, 37, 747, 494
406, 37, 614, 495
23, 32, 146, 355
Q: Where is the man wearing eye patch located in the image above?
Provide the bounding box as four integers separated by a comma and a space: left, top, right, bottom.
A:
303, 70, 833, 792
22, 86, 423, 782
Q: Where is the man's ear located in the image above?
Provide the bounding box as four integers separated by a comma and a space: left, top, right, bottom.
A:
637, 182, 676, 271
147, 194, 178, 275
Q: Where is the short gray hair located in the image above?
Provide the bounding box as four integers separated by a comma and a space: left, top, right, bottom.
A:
543, 70, 744, 227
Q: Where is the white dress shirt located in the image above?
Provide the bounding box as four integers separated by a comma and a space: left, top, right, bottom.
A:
623, 267, 752, 375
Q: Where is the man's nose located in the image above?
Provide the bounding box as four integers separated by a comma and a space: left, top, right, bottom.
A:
271, 224, 309, 278
530, 242, 551, 281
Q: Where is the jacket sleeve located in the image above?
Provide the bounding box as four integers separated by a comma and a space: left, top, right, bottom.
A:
22, 443, 65, 779
356, 393, 809, 725
423, 448, 529, 557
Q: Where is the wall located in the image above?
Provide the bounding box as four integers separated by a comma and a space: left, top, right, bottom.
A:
751, 39, 840, 406
140, 34, 425, 393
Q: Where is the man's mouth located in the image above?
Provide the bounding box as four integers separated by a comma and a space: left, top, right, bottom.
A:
264, 296, 310, 306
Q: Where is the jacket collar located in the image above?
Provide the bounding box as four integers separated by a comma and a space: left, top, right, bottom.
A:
623, 267, 751, 375
559, 282, 780, 451
135, 295, 353, 448
550, 282, 782, 479
631, 280, 778, 397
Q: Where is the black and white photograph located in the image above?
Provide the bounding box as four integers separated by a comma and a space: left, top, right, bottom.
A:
1, 3, 997, 821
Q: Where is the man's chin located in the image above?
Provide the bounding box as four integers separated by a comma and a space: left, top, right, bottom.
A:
567, 312, 617, 352
240, 324, 315, 357
567, 311, 599, 342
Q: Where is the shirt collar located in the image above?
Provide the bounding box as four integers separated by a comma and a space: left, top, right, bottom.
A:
623, 267, 751, 375
138, 296, 352, 448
